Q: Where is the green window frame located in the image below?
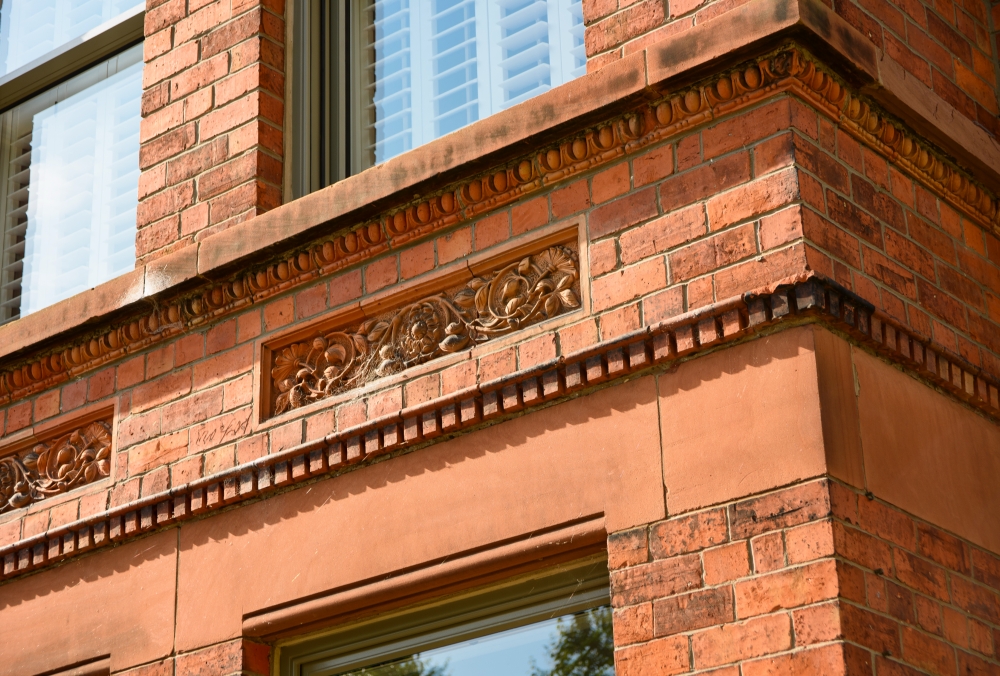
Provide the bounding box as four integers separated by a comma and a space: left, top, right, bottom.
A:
276, 555, 613, 676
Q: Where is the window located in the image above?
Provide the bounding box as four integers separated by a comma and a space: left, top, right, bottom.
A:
0, 0, 144, 323
292, 0, 586, 196
277, 557, 614, 676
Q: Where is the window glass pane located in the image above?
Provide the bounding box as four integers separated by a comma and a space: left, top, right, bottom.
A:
360, 0, 584, 168
337, 606, 613, 676
2, 43, 141, 319
0, 0, 144, 76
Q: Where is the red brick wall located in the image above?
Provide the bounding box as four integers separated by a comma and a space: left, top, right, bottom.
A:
585, 95, 1000, 375
137, 0, 285, 263
3, 92, 999, 547
609, 479, 1000, 675
583, 0, 1000, 138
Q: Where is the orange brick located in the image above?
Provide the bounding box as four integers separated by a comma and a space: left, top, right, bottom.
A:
600, 303, 641, 339
473, 211, 509, 251
620, 203, 707, 266
751, 532, 785, 573
609, 527, 649, 570
668, 223, 756, 282
479, 348, 516, 383
650, 508, 728, 559
706, 168, 800, 231
792, 601, 841, 645
518, 333, 557, 370
365, 255, 398, 293
441, 360, 476, 395
437, 226, 472, 264
404, 374, 440, 407
654, 587, 734, 636
590, 187, 659, 239
634, 143, 674, 187
263, 296, 294, 331
550, 179, 590, 218
920, 523, 971, 575
592, 162, 631, 204
704, 542, 752, 585
615, 635, 689, 676
329, 268, 363, 308
590, 238, 618, 275
857, 495, 917, 550
295, 283, 328, 319
511, 196, 548, 236
611, 555, 703, 606
735, 560, 839, 619
614, 603, 654, 645
901, 626, 957, 675
742, 643, 847, 676
692, 613, 792, 669
785, 520, 835, 564
368, 387, 403, 419
592, 257, 667, 312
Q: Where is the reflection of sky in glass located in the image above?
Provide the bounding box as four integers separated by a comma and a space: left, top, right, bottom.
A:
0, 0, 144, 76
339, 607, 611, 676
366, 0, 585, 167
416, 617, 558, 676
20, 57, 141, 315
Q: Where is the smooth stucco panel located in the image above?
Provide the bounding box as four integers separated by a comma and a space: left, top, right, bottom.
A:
174, 375, 665, 651
0, 530, 177, 675
659, 326, 828, 513
854, 347, 1000, 553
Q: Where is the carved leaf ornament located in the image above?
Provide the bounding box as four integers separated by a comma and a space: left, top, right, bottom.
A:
0, 421, 112, 513
271, 246, 580, 415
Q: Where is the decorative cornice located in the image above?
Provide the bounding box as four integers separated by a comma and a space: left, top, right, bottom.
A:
1, 275, 997, 584
268, 246, 581, 417
0, 419, 112, 514
0, 46, 997, 409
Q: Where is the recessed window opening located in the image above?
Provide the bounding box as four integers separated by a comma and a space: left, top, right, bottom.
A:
277, 556, 614, 676
0, 0, 143, 323
292, 0, 587, 196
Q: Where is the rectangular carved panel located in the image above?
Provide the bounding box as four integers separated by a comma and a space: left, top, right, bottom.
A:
0, 411, 113, 514
266, 242, 581, 418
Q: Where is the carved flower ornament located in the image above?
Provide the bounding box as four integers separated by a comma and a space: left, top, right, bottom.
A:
272, 246, 580, 415
0, 421, 112, 513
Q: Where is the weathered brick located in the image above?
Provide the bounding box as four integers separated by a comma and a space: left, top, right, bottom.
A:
729, 481, 831, 539
735, 560, 839, 619
614, 635, 689, 676
654, 587, 734, 636
692, 613, 792, 670
611, 555, 703, 606
650, 508, 728, 558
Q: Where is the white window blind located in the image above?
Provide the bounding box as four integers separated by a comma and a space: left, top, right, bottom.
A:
0, 0, 144, 76
361, 0, 584, 167
0, 42, 142, 321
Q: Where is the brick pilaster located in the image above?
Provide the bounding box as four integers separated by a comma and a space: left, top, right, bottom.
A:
137, 0, 285, 263
609, 479, 1000, 674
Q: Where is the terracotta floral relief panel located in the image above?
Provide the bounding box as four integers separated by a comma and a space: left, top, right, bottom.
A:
0, 413, 113, 514
266, 243, 582, 418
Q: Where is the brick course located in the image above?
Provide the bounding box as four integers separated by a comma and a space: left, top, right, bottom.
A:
3, 90, 1000, 544
137, 0, 285, 263
583, 0, 1000, 139
610, 479, 1000, 674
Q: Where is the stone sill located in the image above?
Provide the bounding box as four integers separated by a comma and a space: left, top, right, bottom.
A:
0, 0, 997, 368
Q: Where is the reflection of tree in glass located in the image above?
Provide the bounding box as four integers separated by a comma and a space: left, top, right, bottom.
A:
530, 606, 614, 676
342, 656, 448, 676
